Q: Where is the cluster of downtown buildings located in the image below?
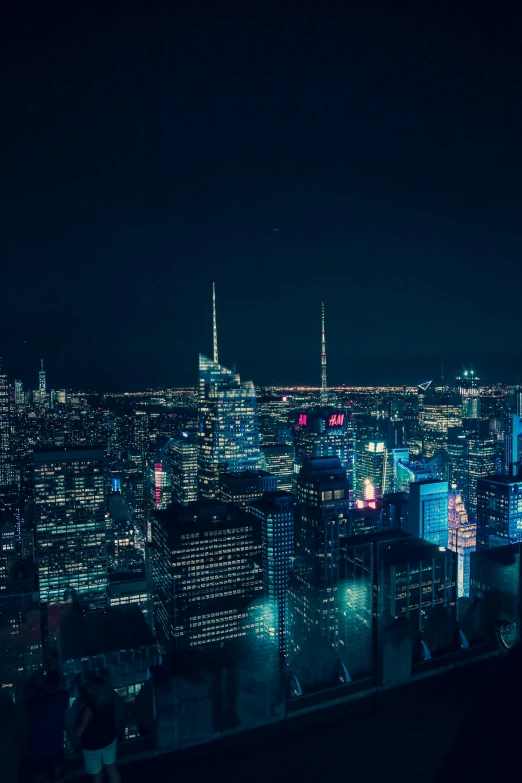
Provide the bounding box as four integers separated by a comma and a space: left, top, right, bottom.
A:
1, 295, 522, 701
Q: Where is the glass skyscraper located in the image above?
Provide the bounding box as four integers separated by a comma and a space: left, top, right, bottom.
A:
170, 433, 199, 505
34, 447, 108, 607
198, 354, 262, 499
407, 479, 449, 548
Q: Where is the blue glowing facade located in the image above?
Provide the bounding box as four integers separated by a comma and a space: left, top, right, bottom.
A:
198, 354, 262, 499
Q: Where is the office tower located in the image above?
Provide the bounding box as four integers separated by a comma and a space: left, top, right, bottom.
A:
355, 440, 387, 501
151, 500, 262, 652
343, 531, 456, 653
456, 370, 480, 420
257, 396, 290, 444
476, 466, 522, 549
250, 490, 295, 653
289, 457, 350, 653
15, 380, 24, 406
448, 426, 498, 518
198, 354, 262, 499
295, 407, 356, 494
170, 433, 199, 505
133, 410, 148, 458
0, 359, 13, 486
123, 451, 145, 531
56, 390, 66, 405
34, 447, 108, 607
466, 433, 497, 516
419, 390, 462, 457
261, 443, 295, 492
149, 443, 173, 511
39, 359, 46, 393
219, 469, 277, 512
448, 489, 476, 597
407, 479, 449, 548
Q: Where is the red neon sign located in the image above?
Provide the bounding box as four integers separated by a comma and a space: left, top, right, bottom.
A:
298, 413, 307, 426
328, 413, 345, 427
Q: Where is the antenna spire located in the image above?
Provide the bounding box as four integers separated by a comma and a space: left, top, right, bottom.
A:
212, 282, 219, 364
321, 301, 327, 405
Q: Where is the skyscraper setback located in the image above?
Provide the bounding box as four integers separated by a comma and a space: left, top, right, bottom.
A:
198, 286, 262, 498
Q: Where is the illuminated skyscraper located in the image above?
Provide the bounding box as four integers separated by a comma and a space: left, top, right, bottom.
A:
476, 466, 522, 549
251, 490, 294, 654
294, 407, 356, 498
456, 369, 480, 420
419, 390, 462, 457
407, 479, 449, 548
170, 433, 198, 505
448, 425, 498, 518
151, 500, 262, 652
198, 354, 262, 498
0, 359, 13, 487
34, 447, 108, 607
448, 489, 476, 597
355, 440, 387, 501
147, 440, 173, 541
261, 443, 295, 492
289, 457, 350, 653
39, 359, 46, 393
14, 380, 24, 407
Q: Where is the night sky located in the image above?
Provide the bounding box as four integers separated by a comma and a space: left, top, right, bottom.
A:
3, 1, 522, 390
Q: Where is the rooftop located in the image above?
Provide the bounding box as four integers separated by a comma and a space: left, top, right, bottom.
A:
59, 604, 154, 660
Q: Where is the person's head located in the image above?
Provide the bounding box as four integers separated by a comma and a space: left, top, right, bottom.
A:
85, 676, 110, 706
44, 669, 61, 693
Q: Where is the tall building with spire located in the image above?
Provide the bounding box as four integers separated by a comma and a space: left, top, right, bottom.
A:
198, 285, 262, 499
294, 303, 356, 498
0, 359, 12, 486
39, 359, 46, 393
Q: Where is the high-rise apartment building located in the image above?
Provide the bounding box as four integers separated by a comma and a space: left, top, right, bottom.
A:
219, 469, 277, 512
34, 447, 108, 607
0, 359, 13, 487
476, 466, 522, 550
261, 443, 295, 492
169, 433, 198, 505
198, 354, 262, 499
407, 479, 449, 548
151, 500, 262, 652
250, 490, 295, 654
289, 456, 350, 654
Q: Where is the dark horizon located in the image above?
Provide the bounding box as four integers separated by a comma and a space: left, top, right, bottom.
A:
3, 2, 522, 390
